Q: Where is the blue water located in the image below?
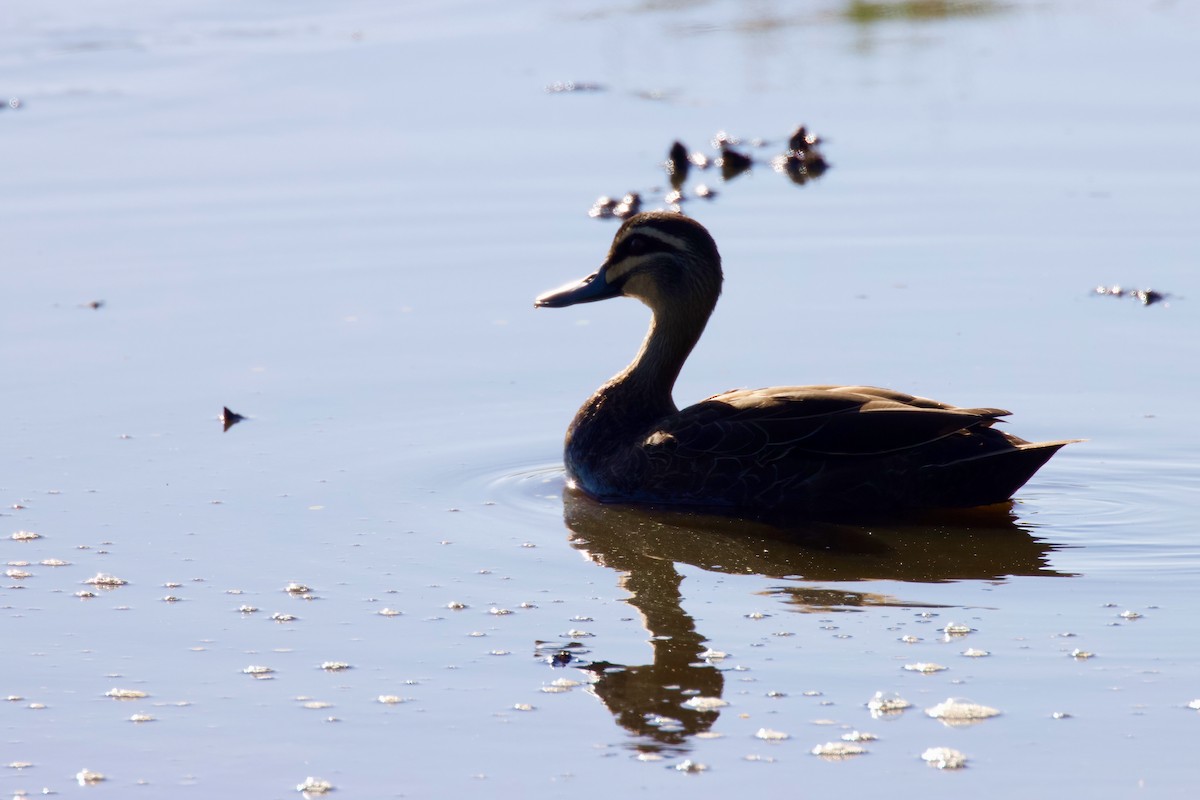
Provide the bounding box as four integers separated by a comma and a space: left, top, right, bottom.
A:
3, 0, 1199, 796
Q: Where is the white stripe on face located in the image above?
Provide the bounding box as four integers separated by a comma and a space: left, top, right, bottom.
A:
604, 227, 690, 284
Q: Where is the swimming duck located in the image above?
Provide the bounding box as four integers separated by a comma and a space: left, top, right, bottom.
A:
536, 211, 1072, 519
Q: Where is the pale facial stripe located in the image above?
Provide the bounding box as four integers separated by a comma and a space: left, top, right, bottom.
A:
604, 227, 691, 284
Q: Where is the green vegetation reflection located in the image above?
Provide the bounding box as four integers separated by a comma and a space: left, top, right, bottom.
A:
844, 0, 1003, 24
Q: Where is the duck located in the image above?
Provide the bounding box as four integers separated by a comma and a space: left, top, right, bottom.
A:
535, 211, 1072, 519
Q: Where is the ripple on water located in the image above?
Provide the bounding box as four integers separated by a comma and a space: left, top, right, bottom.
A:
1023, 451, 1200, 575
441, 452, 566, 523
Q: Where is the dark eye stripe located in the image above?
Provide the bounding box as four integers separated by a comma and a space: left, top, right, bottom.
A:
618, 232, 676, 260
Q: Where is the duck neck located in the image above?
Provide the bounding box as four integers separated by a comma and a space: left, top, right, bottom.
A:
613, 306, 709, 418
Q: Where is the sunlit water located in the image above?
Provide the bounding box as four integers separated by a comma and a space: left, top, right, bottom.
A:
4, 0, 1200, 796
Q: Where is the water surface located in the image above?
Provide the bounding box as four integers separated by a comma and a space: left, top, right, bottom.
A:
4, 0, 1200, 796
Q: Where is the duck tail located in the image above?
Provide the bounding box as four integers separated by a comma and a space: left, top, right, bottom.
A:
919, 439, 1077, 508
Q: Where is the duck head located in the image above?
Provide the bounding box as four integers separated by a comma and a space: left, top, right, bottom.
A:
535, 211, 723, 317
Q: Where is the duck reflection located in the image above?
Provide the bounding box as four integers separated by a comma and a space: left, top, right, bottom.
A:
560, 489, 1071, 754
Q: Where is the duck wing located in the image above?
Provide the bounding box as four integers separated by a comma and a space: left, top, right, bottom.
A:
650, 385, 1008, 457
635, 385, 1056, 514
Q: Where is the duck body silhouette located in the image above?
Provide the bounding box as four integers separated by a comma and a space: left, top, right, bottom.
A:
536, 212, 1071, 519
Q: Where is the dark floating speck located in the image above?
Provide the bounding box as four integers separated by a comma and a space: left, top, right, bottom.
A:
773, 125, 830, 185
82, 300, 104, 310
666, 141, 690, 191
716, 147, 753, 181
221, 406, 246, 432
551, 650, 573, 667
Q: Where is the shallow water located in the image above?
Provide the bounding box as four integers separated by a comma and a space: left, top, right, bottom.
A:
4, 0, 1200, 796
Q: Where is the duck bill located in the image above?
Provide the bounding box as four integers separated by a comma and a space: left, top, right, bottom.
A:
534, 269, 621, 308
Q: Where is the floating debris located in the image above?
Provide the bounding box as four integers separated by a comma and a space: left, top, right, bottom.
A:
239, 605, 259, 614
711, 130, 741, 149
105, 688, 148, 700
682, 696, 728, 711
922, 747, 968, 770
221, 406, 245, 432
271, 612, 298, 622
588, 195, 619, 219
771, 124, 829, 185
5, 568, 31, 579
899, 635, 921, 644
590, 123, 826, 219
446, 601, 468, 610
673, 759, 708, 773
1070, 648, 1095, 660
285, 582, 311, 595
377, 695, 408, 705
545, 81, 605, 94
243, 665, 275, 678
1052, 711, 1072, 719
296, 776, 335, 795
867, 691, 911, 715
301, 700, 333, 709
1094, 285, 1172, 306
811, 742, 866, 759
716, 147, 753, 181
162, 595, 183, 603
550, 650, 573, 667
130, 713, 156, 723
699, 648, 729, 661
613, 192, 641, 219
8, 761, 33, 768
488, 607, 513, 616
666, 141, 690, 190
1187, 699, 1200, 711
904, 662, 948, 674
320, 662, 351, 672
755, 728, 790, 741
378, 607, 402, 617
942, 622, 973, 636
925, 698, 1000, 724
10, 531, 41, 541
84, 573, 127, 588
1119, 610, 1143, 621
76, 768, 106, 785
512, 703, 535, 712
75, 590, 96, 599
842, 731, 877, 742
961, 648, 990, 657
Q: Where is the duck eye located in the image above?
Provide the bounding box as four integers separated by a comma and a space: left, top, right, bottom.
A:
624, 235, 649, 256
